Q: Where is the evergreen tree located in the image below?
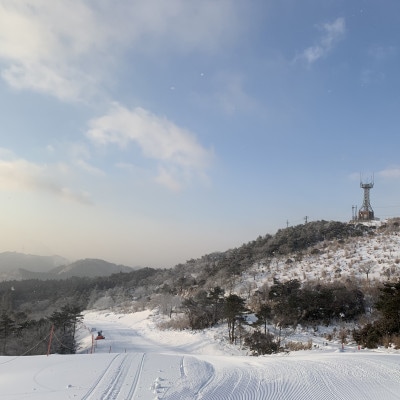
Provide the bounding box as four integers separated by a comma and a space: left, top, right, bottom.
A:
224, 294, 247, 344
208, 286, 225, 325
376, 280, 400, 334
48, 305, 83, 354
255, 304, 272, 335
0, 311, 15, 355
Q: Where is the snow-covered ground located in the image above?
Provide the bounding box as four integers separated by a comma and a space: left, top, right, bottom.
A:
239, 226, 400, 292
1, 309, 400, 399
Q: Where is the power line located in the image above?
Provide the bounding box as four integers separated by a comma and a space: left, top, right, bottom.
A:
0, 332, 51, 365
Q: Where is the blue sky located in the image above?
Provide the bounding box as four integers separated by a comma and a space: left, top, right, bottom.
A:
0, 1, 399, 267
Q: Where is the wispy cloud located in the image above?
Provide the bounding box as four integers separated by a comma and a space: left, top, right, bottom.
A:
67, 143, 105, 177
368, 44, 397, 61
0, 1, 102, 101
86, 104, 213, 190
214, 73, 260, 115
155, 166, 182, 192
0, 149, 92, 204
360, 68, 386, 86
296, 17, 346, 65
74, 159, 105, 177
378, 167, 400, 179
360, 44, 396, 87
0, 1, 242, 101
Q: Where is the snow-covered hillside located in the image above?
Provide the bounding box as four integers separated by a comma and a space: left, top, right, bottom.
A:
240, 222, 400, 289
1, 309, 400, 399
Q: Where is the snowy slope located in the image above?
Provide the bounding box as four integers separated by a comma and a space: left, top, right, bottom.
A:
1, 309, 400, 399
238, 226, 400, 291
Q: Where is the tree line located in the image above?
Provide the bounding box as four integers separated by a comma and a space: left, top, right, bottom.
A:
0, 304, 83, 356
176, 279, 366, 355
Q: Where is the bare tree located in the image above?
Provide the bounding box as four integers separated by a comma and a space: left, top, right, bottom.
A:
359, 261, 375, 285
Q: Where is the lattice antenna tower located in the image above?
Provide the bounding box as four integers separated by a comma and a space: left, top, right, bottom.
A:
358, 175, 374, 221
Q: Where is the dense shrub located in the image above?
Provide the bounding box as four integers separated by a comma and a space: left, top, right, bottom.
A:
285, 340, 312, 351
300, 284, 365, 325
353, 280, 400, 348
353, 323, 382, 348
244, 331, 279, 355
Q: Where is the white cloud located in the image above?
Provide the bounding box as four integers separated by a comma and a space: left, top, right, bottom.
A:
1, 63, 88, 101
0, 0, 242, 101
320, 18, 346, 48
296, 17, 346, 65
86, 104, 213, 190
0, 149, 92, 204
378, 167, 400, 179
0, 1, 101, 100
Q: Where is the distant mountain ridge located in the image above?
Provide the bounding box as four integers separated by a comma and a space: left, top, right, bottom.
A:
0, 252, 135, 281
49, 258, 133, 278
0, 252, 68, 273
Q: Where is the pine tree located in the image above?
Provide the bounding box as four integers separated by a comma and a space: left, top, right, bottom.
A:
0, 311, 15, 355
224, 294, 247, 343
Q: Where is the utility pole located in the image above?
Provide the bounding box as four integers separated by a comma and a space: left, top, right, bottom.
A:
47, 325, 54, 356
352, 205, 358, 221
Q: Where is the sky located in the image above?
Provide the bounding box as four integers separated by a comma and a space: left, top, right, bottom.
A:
0, 0, 400, 268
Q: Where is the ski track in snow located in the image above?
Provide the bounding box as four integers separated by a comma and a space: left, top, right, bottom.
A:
3, 310, 400, 399
188, 354, 400, 400
78, 312, 400, 400
2, 313, 400, 399
82, 353, 144, 400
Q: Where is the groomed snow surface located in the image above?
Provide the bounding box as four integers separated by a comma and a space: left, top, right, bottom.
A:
1, 309, 400, 399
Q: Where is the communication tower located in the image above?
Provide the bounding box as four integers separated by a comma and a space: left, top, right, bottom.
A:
358, 176, 374, 221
